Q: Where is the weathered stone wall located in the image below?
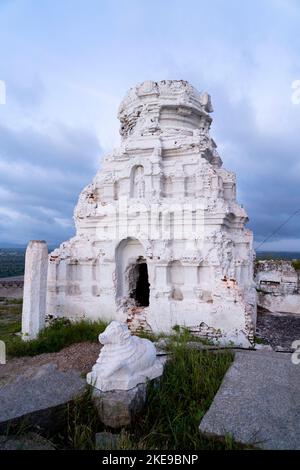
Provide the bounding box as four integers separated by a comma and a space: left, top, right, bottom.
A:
255, 260, 300, 314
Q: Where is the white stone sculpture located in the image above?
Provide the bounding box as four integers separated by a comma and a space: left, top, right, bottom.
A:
86, 321, 163, 391
46, 80, 257, 347
22, 240, 48, 340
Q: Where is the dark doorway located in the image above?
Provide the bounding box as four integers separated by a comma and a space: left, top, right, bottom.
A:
130, 262, 150, 307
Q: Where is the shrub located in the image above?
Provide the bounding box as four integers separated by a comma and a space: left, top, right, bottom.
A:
292, 259, 300, 271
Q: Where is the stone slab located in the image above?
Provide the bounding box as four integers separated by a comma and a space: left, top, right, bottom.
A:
0, 432, 55, 450
0, 362, 86, 432
199, 350, 300, 449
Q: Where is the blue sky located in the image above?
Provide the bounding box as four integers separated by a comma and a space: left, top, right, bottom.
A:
0, 0, 300, 250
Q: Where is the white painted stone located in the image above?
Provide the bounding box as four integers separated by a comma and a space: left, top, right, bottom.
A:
22, 241, 48, 341
255, 260, 300, 314
87, 321, 163, 391
46, 80, 257, 346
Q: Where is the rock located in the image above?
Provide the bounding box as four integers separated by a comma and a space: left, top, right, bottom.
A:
0, 433, 55, 450
95, 431, 120, 450
154, 338, 170, 354
0, 362, 86, 433
200, 350, 300, 449
92, 382, 148, 428
274, 345, 293, 353
254, 343, 273, 351
87, 321, 164, 391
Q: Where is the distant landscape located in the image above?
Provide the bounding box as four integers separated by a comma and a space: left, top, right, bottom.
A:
0, 247, 299, 279
0, 248, 25, 278
256, 251, 300, 260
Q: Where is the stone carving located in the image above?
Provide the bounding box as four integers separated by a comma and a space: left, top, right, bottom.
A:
46, 80, 257, 347
86, 321, 164, 391
132, 165, 145, 198
75, 182, 98, 219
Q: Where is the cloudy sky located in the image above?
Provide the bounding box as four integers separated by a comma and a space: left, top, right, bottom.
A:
0, 0, 299, 251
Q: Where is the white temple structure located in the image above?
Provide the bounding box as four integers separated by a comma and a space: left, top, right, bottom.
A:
46, 80, 257, 346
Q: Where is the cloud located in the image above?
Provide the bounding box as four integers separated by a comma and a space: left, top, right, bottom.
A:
160, 36, 300, 251
0, 122, 101, 245
0, 0, 299, 251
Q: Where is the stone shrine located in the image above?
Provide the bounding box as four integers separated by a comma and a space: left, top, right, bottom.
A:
46, 80, 257, 346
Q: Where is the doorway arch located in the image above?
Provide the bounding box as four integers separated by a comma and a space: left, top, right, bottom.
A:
115, 237, 150, 308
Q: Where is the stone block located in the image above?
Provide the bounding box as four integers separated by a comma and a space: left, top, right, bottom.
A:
95, 431, 120, 449
91, 382, 148, 429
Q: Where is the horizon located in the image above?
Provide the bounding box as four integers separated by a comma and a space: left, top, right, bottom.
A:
1, 245, 300, 257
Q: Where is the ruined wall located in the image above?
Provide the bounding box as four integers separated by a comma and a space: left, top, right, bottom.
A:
255, 260, 300, 314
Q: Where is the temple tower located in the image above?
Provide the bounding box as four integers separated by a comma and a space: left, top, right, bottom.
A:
46, 80, 257, 346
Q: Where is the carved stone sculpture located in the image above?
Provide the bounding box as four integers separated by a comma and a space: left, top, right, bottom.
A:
86, 321, 164, 391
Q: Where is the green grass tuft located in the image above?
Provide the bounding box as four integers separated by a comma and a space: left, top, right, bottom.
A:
1, 313, 246, 449
6, 318, 107, 358
4, 328, 244, 450
292, 259, 300, 271
123, 341, 237, 450
52, 340, 238, 450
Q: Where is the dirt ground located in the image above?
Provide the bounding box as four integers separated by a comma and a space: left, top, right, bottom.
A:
0, 342, 101, 379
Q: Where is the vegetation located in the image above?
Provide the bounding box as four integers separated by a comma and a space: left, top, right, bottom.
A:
124, 342, 235, 450
5, 318, 107, 358
292, 259, 300, 271
53, 335, 240, 450
0, 297, 22, 343
254, 336, 268, 345
2, 320, 247, 450
0, 248, 25, 278
138, 324, 215, 346
0, 286, 241, 449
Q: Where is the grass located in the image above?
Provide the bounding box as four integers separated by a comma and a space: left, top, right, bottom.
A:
0, 304, 242, 449
0, 296, 108, 357
292, 259, 300, 271
2, 324, 244, 450
64, 387, 100, 450
5, 318, 108, 358
138, 325, 216, 347
124, 342, 236, 450
254, 336, 268, 345
0, 297, 22, 343
52, 334, 239, 450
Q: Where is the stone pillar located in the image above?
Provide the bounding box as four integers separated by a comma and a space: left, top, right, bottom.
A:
22, 240, 48, 341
